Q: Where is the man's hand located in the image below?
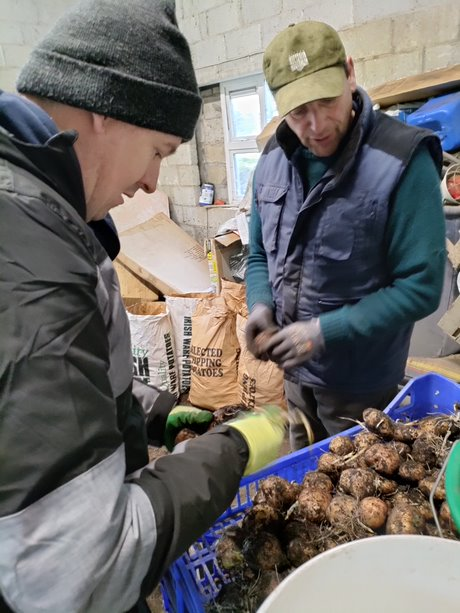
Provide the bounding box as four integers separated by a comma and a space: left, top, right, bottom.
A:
258, 319, 325, 369
225, 405, 286, 475
164, 405, 213, 451
246, 303, 278, 360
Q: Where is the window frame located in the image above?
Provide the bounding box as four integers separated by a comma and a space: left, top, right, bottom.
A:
220, 74, 276, 206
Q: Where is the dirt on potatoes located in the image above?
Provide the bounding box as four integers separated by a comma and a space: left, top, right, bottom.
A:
209, 407, 460, 612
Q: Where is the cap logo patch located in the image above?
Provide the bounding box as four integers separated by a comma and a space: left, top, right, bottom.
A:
289, 50, 309, 72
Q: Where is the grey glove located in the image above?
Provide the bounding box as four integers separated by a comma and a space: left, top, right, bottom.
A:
245, 303, 278, 360
258, 318, 325, 369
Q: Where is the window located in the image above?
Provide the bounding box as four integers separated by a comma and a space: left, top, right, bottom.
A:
221, 75, 277, 205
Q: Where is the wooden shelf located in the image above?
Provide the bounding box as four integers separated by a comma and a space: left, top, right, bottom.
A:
369, 64, 460, 108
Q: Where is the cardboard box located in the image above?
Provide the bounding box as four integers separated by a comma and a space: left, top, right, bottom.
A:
117, 213, 212, 296
204, 232, 244, 293
438, 295, 460, 344
369, 64, 460, 108
110, 190, 170, 233
114, 260, 159, 302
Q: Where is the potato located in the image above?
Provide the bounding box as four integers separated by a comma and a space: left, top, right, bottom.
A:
354, 431, 380, 451
418, 416, 454, 437
254, 330, 276, 354
329, 436, 355, 456
391, 489, 433, 521
242, 503, 282, 533
373, 473, 399, 496
285, 536, 318, 567
298, 488, 332, 523
419, 473, 446, 501
317, 452, 344, 479
386, 504, 426, 535
282, 519, 322, 546
364, 443, 400, 476
326, 494, 358, 526
302, 471, 334, 495
398, 460, 426, 482
215, 526, 246, 571
388, 440, 411, 459
358, 497, 389, 530
440, 501, 457, 533
253, 475, 300, 511
411, 434, 440, 467
362, 408, 395, 439
242, 531, 287, 571
393, 423, 419, 443
174, 428, 199, 445
338, 468, 376, 500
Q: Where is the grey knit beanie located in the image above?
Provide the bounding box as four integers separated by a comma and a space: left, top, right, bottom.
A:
16, 0, 201, 141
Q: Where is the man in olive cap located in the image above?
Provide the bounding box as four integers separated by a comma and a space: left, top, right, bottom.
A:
246, 21, 445, 448
0, 1, 285, 611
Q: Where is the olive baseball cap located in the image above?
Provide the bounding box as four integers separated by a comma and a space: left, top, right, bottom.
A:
263, 21, 347, 117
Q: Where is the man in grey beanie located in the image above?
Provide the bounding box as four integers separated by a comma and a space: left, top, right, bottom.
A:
0, 1, 285, 612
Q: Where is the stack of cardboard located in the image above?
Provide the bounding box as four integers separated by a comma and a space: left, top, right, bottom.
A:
111, 191, 212, 299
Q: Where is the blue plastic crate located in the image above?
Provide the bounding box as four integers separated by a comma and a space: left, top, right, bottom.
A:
160, 373, 460, 613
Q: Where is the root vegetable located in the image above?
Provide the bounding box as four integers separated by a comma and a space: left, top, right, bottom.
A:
326, 494, 358, 526
285, 536, 318, 567
373, 473, 399, 496
398, 460, 426, 482
302, 471, 334, 495
215, 527, 246, 571
411, 434, 440, 467
390, 489, 433, 521
242, 503, 282, 533
388, 440, 411, 459
393, 423, 419, 443
329, 436, 355, 456
358, 497, 389, 530
364, 443, 400, 476
338, 468, 376, 500
282, 519, 322, 545
354, 431, 380, 451
210, 404, 247, 428
362, 408, 395, 439
297, 488, 332, 523
253, 476, 300, 511
386, 504, 426, 535
174, 428, 199, 445
440, 501, 458, 533
242, 532, 287, 571
317, 452, 344, 479
419, 473, 446, 501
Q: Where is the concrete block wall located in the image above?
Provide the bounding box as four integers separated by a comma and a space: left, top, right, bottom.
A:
1, 0, 459, 244
178, 0, 460, 89
0, 0, 75, 92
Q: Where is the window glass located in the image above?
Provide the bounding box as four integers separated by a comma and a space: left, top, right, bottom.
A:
264, 82, 278, 124
230, 90, 262, 138
221, 75, 279, 204
233, 152, 260, 200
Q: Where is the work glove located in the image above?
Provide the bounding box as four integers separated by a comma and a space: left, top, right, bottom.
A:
164, 405, 214, 451
246, 303, 279, 360
258, 318, 325, 369
225, 405, 286, 475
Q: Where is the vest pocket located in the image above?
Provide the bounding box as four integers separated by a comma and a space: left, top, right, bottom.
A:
257, 184, 288, 254
317, 222, 355, 260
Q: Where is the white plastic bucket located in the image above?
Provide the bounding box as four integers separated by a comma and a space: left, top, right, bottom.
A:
257, 535, 460, 613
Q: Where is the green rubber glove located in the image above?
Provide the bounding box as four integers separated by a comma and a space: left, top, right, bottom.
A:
164, 405, 214, 451
225, 405, 286, 476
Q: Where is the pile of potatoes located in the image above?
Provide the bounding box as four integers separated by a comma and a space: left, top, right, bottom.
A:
209, 408, 460, 612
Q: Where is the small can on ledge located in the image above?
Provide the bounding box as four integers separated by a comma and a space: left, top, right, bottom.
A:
198, 182, 215, 206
